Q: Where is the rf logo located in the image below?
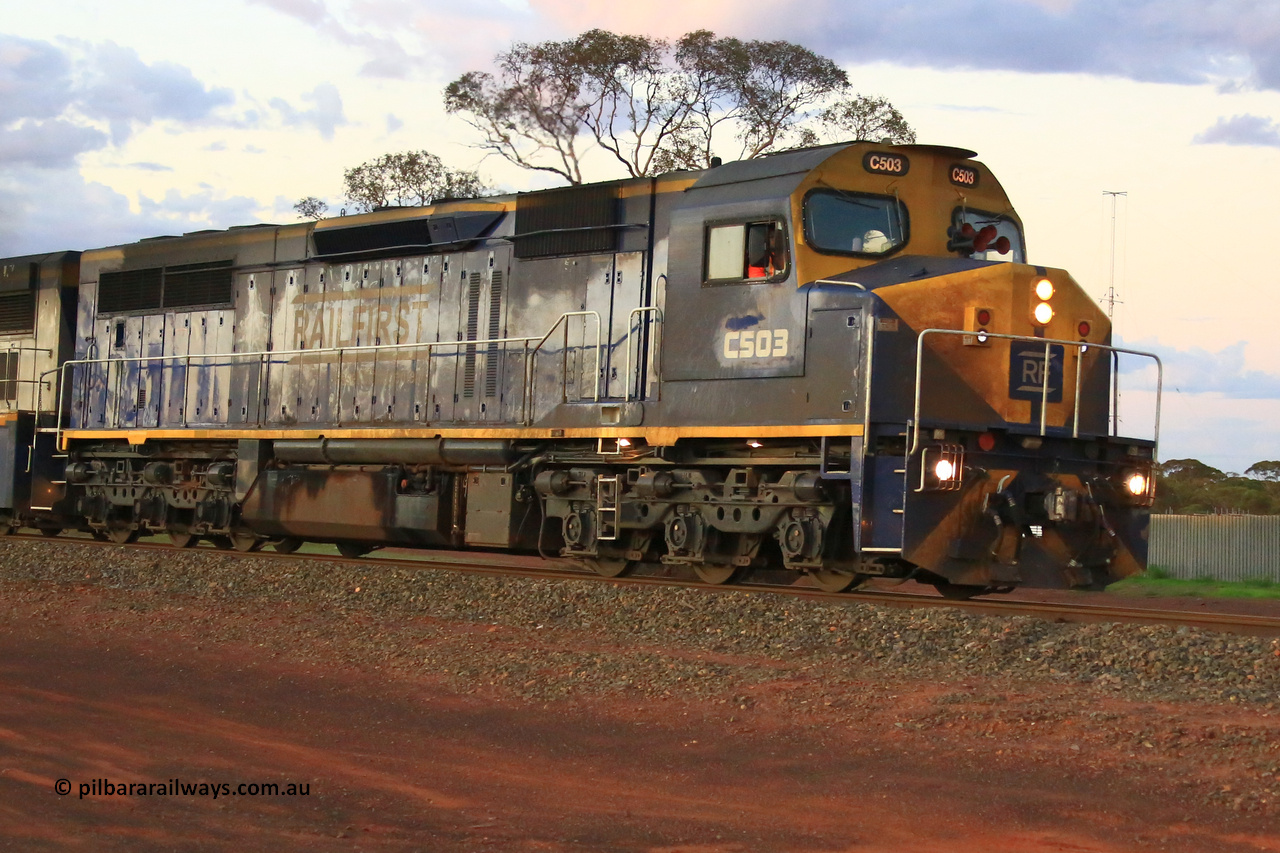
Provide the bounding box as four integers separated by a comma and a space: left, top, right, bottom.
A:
1008, 342, 1064, 402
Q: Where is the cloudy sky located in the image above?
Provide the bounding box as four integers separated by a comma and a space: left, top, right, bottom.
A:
4, 0, 1279, 473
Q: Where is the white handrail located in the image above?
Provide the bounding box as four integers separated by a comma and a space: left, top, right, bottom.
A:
46, 310, 603, 448
623, 306, 663, 401
908, 328, 1162, 457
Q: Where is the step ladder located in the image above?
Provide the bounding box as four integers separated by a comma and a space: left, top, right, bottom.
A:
596, 475, 619, 542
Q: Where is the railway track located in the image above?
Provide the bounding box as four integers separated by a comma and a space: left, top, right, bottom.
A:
9, 531, 1280, 638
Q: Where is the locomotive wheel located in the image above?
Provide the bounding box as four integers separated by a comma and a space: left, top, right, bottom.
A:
585, 558, 632, 578
105, 522, 138, 545
809, 568, 859, 593
933, 582, 985, 601
168, 530, 198, 548
230, 532, 262, 552
337, 542, 372, 559
275, 537, 303, 554
693, 564, 738, 585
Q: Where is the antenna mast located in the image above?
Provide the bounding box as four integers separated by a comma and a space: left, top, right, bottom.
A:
1101, 190, 1127, 434
1102, 190, 1127, 318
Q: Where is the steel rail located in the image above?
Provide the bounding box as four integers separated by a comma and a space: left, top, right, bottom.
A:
7, 531, 1277, 638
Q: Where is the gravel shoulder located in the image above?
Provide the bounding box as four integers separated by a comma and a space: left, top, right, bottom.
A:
2, 538, 1279, 851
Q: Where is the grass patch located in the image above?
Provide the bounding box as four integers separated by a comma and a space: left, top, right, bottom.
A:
1108, 569, 1280, 600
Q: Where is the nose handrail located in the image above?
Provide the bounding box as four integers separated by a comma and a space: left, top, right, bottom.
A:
908, 328, 1162, 458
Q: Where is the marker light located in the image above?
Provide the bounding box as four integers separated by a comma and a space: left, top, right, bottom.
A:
976, 331, 989, 343
1125, 472, 1147, 496
1035, 279, 1054, 300
976, 308, 992, 326
1033, 302, 1054, 325
1077, 320, 1091, 337
747, 439, 764, 448
934, 459, 956, 481
616, 437, 632, 448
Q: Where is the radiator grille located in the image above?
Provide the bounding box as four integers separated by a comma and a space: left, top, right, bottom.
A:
99, 268, 163, 313
161, 260, 234, 309
0, 291, 35, 334
462, 272, 481, 399
514, 182, 619, 259
485, 270, 503, 398
98, 259, 232, 313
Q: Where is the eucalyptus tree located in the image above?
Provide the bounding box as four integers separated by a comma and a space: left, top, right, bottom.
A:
445, 29, 915, 184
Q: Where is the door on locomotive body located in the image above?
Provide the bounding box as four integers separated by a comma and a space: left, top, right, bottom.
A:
134, 313, 165, 429
72, 277, 105, 431
430, 254, 463, 423
300, 264, 332, 425
410, 254, 445, 424
368, 257, 408, 423
506, 256, 583, 422
392, 254, 434, 424
264, 266, 302, 425
335, 261, 380, 424
162, 311, 191, 426
598, 252, 646, 401
229, 270, 271, 425
185, 310, 228, 425
208, 308, 233, 425
803, 305, 869, 422
109, 315, 144, 429
571, 253, 616, 405
85, 316, 119, 429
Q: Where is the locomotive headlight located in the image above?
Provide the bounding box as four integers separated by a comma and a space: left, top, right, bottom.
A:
1033, 301, 1054, 325
1035, 279, 1054, 300
918, 445, 964, 492
1119, 468, 1155, 506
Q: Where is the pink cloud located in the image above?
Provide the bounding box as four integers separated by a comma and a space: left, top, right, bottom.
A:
526, 0, 809, 41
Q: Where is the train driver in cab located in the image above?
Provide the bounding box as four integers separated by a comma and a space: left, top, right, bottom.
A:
746, 221, 789, 279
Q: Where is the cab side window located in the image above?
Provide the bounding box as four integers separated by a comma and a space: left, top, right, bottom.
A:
705, 221, 789, 284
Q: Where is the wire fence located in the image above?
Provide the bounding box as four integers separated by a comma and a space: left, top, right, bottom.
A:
1148, 514, 1280, 581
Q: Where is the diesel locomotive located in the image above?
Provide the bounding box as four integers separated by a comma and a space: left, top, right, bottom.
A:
0, 141, 1161, 596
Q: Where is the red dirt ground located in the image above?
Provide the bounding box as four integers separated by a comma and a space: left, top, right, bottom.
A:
2, 583, 1278, 852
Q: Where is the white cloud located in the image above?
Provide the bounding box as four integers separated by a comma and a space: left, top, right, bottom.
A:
1193, 114, 1280, 147
1119, 338, 1280, 400
0, 119, 107, 167
0, 163, 268, 254
70, 39, 235, 143
269, 82, 347, 139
